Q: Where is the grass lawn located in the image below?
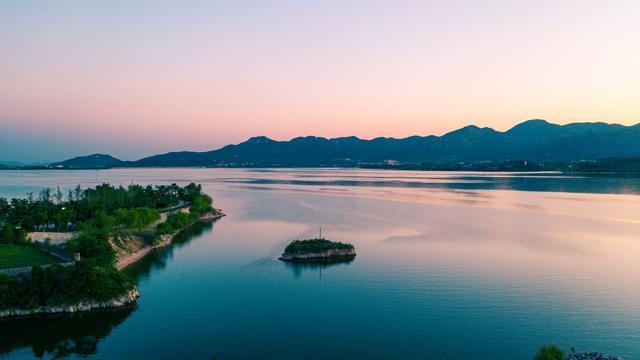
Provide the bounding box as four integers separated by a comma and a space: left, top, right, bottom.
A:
0, 244, 62, 269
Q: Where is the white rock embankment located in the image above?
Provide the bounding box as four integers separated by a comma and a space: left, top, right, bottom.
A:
279, 248, 356, 261
0, 288, 139, 318
116, 210, 224, 270
567, 352, 622, 360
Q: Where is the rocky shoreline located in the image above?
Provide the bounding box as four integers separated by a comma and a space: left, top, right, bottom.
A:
279, 248, 356, 261
0, 289, 139, 319
116, 210, 224, 270
567, 352, 622, 360
1, 210, 224, 319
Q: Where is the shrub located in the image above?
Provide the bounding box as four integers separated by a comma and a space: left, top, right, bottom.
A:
21, 216, 36, 232
156, 212, 198, 235
114, 207, 160, 230
533, 345, 565, 360
74, 232, 115, 266
189, 194, 213, 216
1, 223, 14, 244
0, 262, 134, 309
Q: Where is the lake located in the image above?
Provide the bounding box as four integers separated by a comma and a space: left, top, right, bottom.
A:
0, 168, 639, 359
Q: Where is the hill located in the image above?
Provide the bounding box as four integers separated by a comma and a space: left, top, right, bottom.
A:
54, 120, 640, 167
51, 154, 125, 169
130, 119, 640, 167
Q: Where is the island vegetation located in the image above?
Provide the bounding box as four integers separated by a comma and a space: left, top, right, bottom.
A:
279, 238, 356, 261
283, 239, 354, 253
534, 345, 565, 360
533, 344, 621, 360
0, 182, 220, 315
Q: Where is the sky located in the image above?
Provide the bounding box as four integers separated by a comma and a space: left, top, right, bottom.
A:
1, 0, 640, 163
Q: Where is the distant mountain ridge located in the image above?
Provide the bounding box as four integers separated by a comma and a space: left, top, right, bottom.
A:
53, 120, 640, 168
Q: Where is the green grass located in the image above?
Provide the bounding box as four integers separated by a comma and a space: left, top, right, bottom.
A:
0, 244, 62, 269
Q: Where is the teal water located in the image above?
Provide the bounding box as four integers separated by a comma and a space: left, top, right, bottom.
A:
0, 169, 639, 359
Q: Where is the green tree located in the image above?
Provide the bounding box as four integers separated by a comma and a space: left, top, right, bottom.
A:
39, 188, 52, 203
0, 198, 9, 222
184, 183, 203, 201
114, 208, 160, 230
53, 212, 64, 232
1, 223, 15, 244
63, 209, 76, 231
533, 345, 565, 360
21, 216, 36, 232
55, 186, 64, 204
190, 194, 213, 216
75, 232, 115, 266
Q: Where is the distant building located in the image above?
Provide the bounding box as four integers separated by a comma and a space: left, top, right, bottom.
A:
384, 159, 398, 166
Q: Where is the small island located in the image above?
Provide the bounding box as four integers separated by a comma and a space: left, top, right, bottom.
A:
279, 238, 356, 261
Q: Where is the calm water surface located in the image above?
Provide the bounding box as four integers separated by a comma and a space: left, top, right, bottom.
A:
0, 169, 639, 359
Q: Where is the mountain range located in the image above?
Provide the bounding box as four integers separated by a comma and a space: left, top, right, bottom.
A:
51, 119, 640, 168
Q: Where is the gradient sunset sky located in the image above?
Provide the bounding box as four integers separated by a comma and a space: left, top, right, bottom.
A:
1, 0, 639, 162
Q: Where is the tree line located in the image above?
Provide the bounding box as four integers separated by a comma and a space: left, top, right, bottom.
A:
0, 183, 206, 244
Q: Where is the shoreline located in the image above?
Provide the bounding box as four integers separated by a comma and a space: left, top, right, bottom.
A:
279, 248, 356, 261
116, 210, 224, 270
0, 209, 224, 319
0, 289, 140, 319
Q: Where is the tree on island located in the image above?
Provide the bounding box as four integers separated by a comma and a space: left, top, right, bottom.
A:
533, 345, 565, 360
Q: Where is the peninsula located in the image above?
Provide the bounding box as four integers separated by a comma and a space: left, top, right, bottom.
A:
0, 183, 223, 318
279, 238, 356, 261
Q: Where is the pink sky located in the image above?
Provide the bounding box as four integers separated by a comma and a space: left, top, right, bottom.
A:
1, 1, 639, 161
